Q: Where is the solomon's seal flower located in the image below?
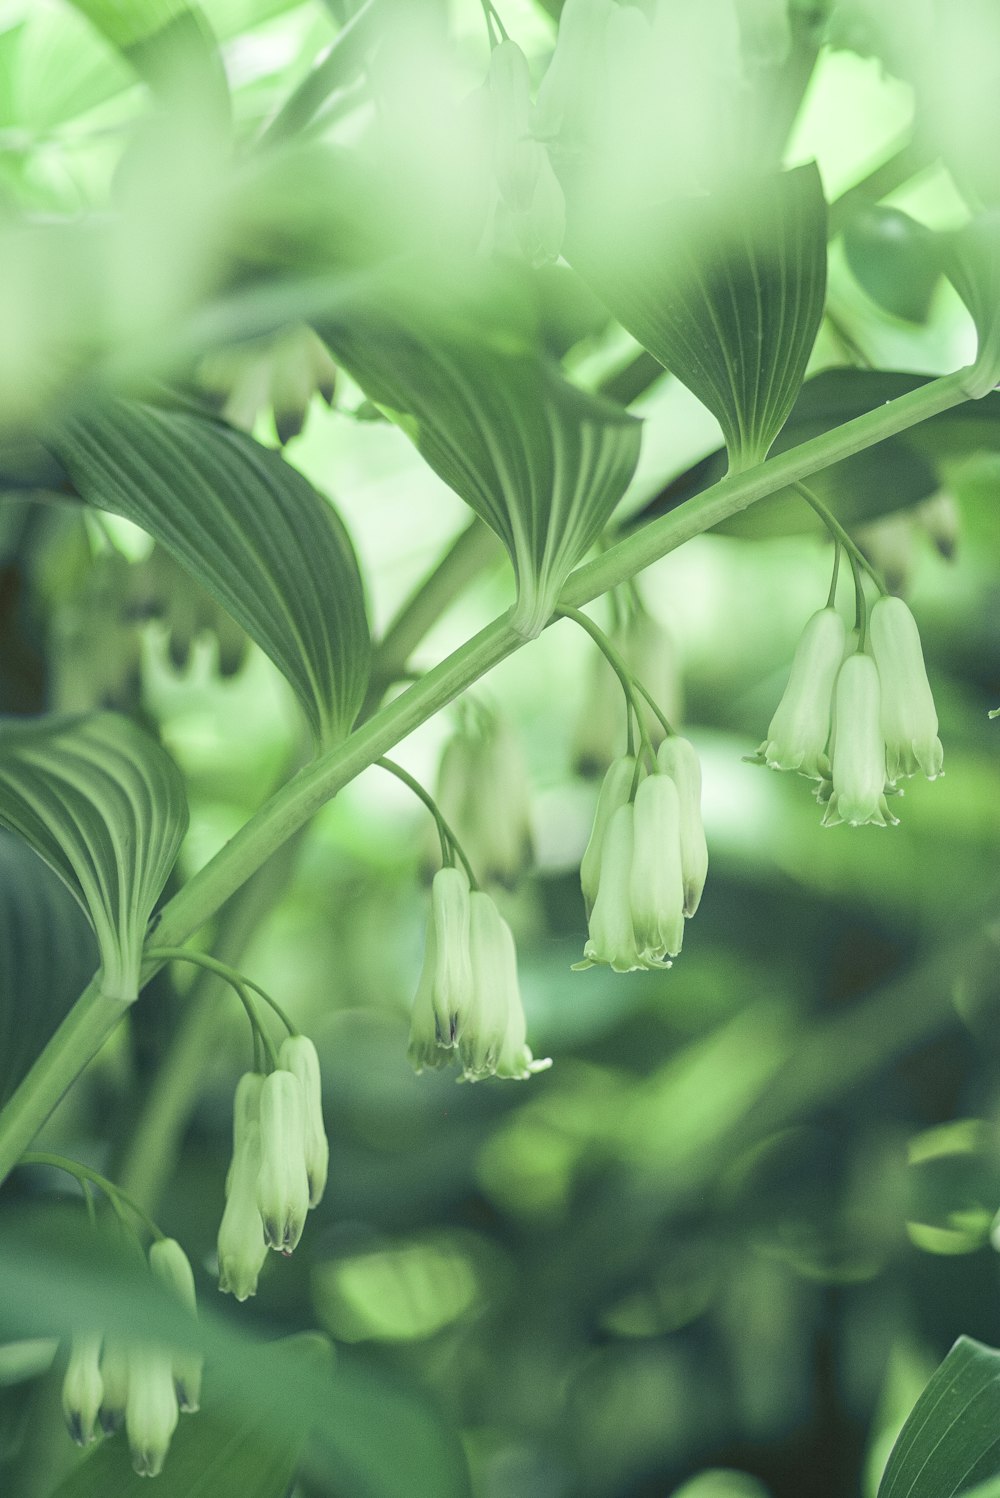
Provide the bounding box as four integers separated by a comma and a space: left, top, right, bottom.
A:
579, 800, 642, 972
256, 1069, 311, 1254
278, 1034, 329, 1208
98, 1336, 130, 1435
217, 1073, 268, 1300
580, 756, 635, 917
148, 1238, 203, 1413
869, 594, 944, 783
461, 891, 550, 1081
630, 772, 686, 967
422, 865, 474, 1047
656, 736, 709, 917
823, 652, 898, 828
62, 1331, 103, 1447
124, 1342, 179, 1478
754, 606, 847, 780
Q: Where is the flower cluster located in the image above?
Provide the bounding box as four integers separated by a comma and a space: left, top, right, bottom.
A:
62, 1238, 202, 1478
408, 866, 550, 1081
753, 597, 944, 826
217, 1035, 328, 1301
577, 738, 708, 972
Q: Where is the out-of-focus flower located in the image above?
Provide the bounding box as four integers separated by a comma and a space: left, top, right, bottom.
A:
433, 712, 533, 888
196, 324, 336, 445
62, 1331, 103, 1447
579, 800, 642, 972
572, 610, 682, 778
869, 594, 944, 783
630, 772, 686, 966
580, 756, 635, 916
461, 891, 551, 1081
124, 1343, 179, 1478
148, 1238, 202, 1413
218, 1073, 268, 1300
98, 1337, 130, 1436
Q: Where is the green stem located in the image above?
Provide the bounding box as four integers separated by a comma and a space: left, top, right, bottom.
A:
826, 542, 842, 610
376, 757, 478, 888
147, 946, 296, 1041
794, 482, 886, 592
0, 366, 974, 1187
849, 549, 868, 645
557, 604, 665, 761
20, 1152, 164, 1241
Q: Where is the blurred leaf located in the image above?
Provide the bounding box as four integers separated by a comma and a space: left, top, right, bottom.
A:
632, 368, 1000, 537
0, 713, 187, 1001
51, 401, 370, 747
50, 1334, 329, 1498
0, 832, 97, 1107
672, 1472, 774, 1498
843, 205, 942, 324
940, 214, 1000, 398
323, 300, 641, 636
566, 165, 828, 470
65, 0, 230, 121
878, 1337, 1000, 1498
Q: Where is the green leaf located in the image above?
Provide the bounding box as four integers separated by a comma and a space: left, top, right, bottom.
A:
323, 303, 641, 637
0, 714, 188, 1002
878, 1337, 1000, 1498
566, 165, 828, 471
843, 205, 942, 324
50, 401, 370, 747
65, 0, 230, 121
0, 833, 98, 1107
939, 214, 1000, 398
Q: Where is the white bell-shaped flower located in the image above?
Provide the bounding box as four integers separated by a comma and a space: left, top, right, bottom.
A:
823, 653, 898, 828
579, 801, 641, 972
630, 773, 685, 966
869, 594, 944, 783
756, 607, 846, 779
217, 1117, 268, 1300
125, 1343, 179, 1478
62, 1331, 103, 1447
655, 736, 709, 917
427, 865, 474, 1046
278, 1035, 329, 1208
98, 1336, 130, 1435
461, 892, 535, 1080
580, 756, 635, 916
256, 1069, 311, 1254
149, 1238, 202, 1413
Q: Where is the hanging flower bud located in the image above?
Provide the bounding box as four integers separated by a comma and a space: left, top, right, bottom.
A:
62, 1331, 103, 1446
149, 1239, 202, 1414
869, 595, 944, 783
656, 737, 709, 917
823, 653, 898, 828
630, 773, 686, 966
278, 1034, 329, 1208
509, 149, 566, 267
218, 1076, 268, 1300
461, 892, 549, 1080
916, 491, 960, 561
98, 1337, 130, 1435
434, 714, 533, 888
580, 756, 635, 916
577, 801, 641, 972
256, 1070, 311, 1254
754, 607, 847, 779
125, 1343, 179, 1478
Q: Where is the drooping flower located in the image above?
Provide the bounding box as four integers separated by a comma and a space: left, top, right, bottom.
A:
630, 773, 685, 966
868, 594, 944, 783
218, 1074, 268, 1300
434, 714, 533, 888
580, 756, 635, 916
278, 1034, 329, 1208
124, 1342, 179, 1478
656, 736, 709, 917
62, 1331, 103, 1447
148, 1238, 202, 1414
460, 891, 550, 1081
754, 607, 847, 780
417, 865, 474, 1047
578, 800, 642, 972
98, 1336, 131, 1435
823, 653, 898, 828
256, 1069, 311, 1254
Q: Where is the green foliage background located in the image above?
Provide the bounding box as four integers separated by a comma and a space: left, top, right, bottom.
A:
0, 2, 998, 1496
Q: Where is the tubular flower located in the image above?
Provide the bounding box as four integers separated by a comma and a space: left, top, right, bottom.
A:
256, 1069, 311, 1254
578, 801, 642, 972
278, 1035, 329, 1208
425, 865, 474, 1045
407, 915, 452, 1075
148, 1238, 202, 1414
630, 773, 685, 966
124, 1343, 179, 1478
98, 1337, 131, 1435
656, 737, 709, 917
823, 653, 898, 828
754, 607, 847, 780
580, 756, 635, 916
460, 891, 550, 1081
62, 1331, 103, 1447
217, 1074, 268, 1300
869, 595, 944, 783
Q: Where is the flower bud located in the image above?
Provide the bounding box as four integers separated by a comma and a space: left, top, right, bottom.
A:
755, 607, 846, 779
823, 653, 897, 827
125, 1343, 179, 1478
869, 594, 944, 783
278, 1034, 329, 1207
578, 801, 641, 972
580, 756, 635, 916
217, 1117, 268, 1300
256, 1069, 311, 1254
99, 1337, 130, 1434
656, 737, 709, 916
62, 1331, 103, 1446
461, 892, 549, 1080
149, 1238, 202, 1413
630, 773, 685, 965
